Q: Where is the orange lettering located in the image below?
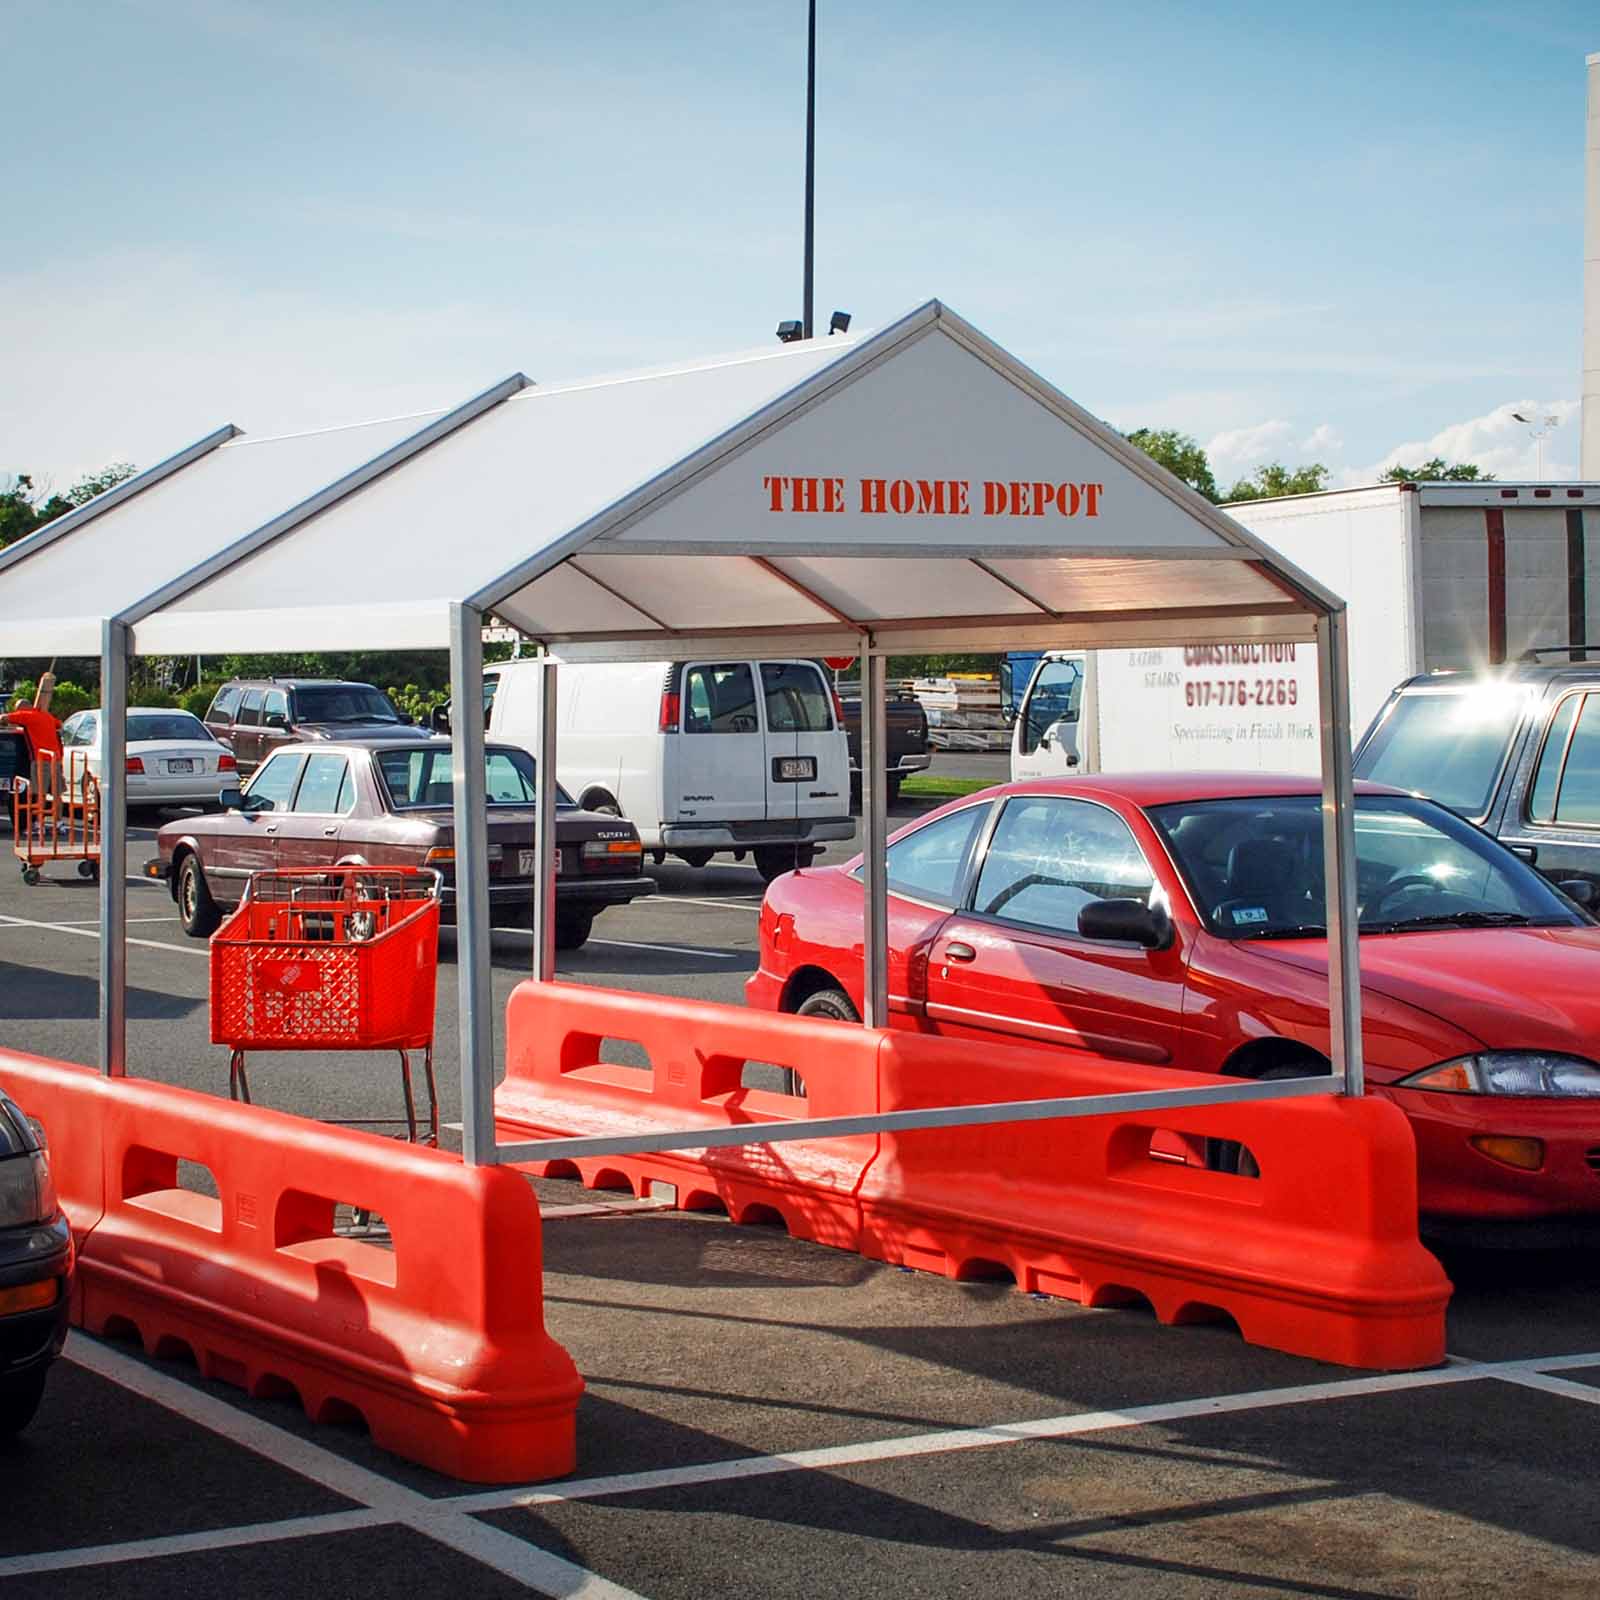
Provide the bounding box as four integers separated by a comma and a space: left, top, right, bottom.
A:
1009, 482, 1030, 515
951, 479, 970, 515
983, 481, 1006, 515
915, 480, 945, 515
860, 478, 887, 513
1062, 483, 1082, 516
822, 477, 845, 513
1084, 482, 1102, 517
795, 476, 819, 513
1030, 482, 1054, 516
888, 479, 915, 514
763, 475, 785, 512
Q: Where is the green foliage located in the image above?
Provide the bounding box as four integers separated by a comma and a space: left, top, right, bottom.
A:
1379, 457, 1495, 483
1224, 462, 1330, 503
0, 464, 138, 549
181, 681, 224, 717
10, 678, 95, 719
386, 682, 449, 724
1125, 428, 1220, 502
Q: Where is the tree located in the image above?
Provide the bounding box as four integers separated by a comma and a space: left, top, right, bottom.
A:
0, 462, 138, 549
1224, 462, 1330, 503
1379, 457, 1494, 483
1125, 428, 1219, 502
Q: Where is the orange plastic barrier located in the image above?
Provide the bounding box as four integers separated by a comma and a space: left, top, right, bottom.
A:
0, 1055, 581, 1482
501, 984, 1450, 1370
859, 1031, 1450, 1370
498, 982, 880, 1249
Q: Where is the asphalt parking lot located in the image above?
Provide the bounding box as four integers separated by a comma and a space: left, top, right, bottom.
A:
2, 758, 1598, 1598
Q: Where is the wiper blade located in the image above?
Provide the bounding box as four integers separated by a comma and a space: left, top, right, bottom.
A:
1239, 923, 1327, 940
1364, 911, 1533, 932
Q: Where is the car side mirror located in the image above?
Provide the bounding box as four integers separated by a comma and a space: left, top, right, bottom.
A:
1078, 897, 1173, 950
1557, 878, 1597, 909
431, 704, 451, 734
1002, 705, 1017, 726
265, 713, 288, 730
218, 786, 244, 811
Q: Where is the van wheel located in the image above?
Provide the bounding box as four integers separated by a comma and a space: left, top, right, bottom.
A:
554, 909, 594, 950
582, 790, 622, 817
795, 986, 859, 1023
755, 845, 816, 883
677, 849, 714, 869
177, 854, 222, 938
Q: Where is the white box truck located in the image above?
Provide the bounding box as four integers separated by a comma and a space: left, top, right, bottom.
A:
485, 657, 853, 881
1011, 479, 1600, 779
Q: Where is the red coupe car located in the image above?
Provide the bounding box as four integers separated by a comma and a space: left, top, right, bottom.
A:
746, 774, 1600, 1243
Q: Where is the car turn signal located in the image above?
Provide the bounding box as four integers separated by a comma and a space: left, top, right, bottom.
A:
1469, 1135, 1544, 1172
0, 1278, 59, 1316
424, 846, 455, 864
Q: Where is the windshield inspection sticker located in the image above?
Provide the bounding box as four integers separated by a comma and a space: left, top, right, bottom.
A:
1233, 906, 1270, 925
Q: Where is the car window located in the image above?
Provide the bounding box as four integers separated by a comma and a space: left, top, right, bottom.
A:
376, 746, 575, 808
293, 754, 351, 814
263, 689, 289, 728
1355, 686, 1529, 818
1019, 659, 1083, 756
761, 663, 833, 732
127, 713, 211, 743
237, 688, 264, 727
1527, 693, 1583, 823
243, 751, 305, 811
61, 714, 90, 748
852, 803, 988, 906
292, 684, 401, 724
208, 685, 241, 723
974, 797, 1154, 932
684, 664, 758, 734
335, 762, 356, 814
1149, 793, 1582, 937
1551, 693, 1600, 825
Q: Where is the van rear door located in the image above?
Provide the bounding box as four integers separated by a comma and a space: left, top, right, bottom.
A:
673, 662, 766, 824
760, 661, 846, 826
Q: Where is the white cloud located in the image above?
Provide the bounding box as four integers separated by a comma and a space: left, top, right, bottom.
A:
1300, 423, 1342, 456
1204, 419, 1293, 477
1341, 398, 1581, 486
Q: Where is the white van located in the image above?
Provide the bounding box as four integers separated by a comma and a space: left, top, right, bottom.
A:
485, 658, 853, 881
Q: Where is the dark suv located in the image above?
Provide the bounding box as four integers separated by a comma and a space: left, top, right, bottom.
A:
1354, 651, 1600, 900
203, 679, 418, 776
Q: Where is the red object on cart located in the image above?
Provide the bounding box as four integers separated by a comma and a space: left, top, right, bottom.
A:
209, 866, 442, 1142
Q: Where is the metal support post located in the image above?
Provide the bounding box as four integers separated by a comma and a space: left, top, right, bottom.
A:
98, 618, 129, 1076
449, 602, 497, 1164
531, 655, 558, 983
861, 640, 889, 1028
1317, 609, 1364, 1096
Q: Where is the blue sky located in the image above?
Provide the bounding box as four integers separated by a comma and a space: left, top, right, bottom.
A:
4, 0, 1594, 491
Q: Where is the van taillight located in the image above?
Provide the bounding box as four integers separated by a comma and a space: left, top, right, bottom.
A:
829, 686, 846, 727
659, 690, 681, 733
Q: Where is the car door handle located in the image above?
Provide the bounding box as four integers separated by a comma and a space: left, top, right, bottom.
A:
1509, 843, 1537, 863
943, 941, 977, 963
322, 826, 338, 837
264, 824, 279, 835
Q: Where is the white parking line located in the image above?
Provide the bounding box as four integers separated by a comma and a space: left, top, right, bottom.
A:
490, 927, 748, 961
1493, 1369, 1600, 1406
0, 911, 205, 957
10, 915, 177, 927
643, 895, 763, 913
41, 1336, 648, 1598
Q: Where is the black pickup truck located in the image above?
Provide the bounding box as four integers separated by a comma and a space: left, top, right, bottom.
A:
835, 685, 932, 805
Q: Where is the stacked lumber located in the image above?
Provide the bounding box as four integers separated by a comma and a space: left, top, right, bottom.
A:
912, 674, 1011, 751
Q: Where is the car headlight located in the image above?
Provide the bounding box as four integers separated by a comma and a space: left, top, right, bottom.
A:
0, 1150, 54, 1228
1399, 1052, 1600, 1097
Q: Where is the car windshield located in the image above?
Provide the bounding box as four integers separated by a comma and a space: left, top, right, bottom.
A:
127, 712, 212, 743
377, 746, 576, 809
1147, 793, 1587, 939
1355, 685, 1531, 818
293, 685, 402, 724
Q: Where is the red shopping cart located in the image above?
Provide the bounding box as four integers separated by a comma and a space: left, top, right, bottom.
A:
209, 866, 443, 1143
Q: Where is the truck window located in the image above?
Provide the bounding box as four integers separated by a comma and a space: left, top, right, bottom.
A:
1527, 694, 1582, 823
208, 685, 241, 723
1356, 688, 1525, 820
237, 688, 264, 727
761, 663, 832, 731
684, 664, 759, 734
1549, 694, 1600, 826
1019, 660, 1082, 755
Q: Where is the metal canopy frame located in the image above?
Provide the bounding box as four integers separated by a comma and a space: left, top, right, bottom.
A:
0, 300, 1362, 1169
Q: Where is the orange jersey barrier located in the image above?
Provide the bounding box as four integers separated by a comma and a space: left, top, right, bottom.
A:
501, 984, 1450, 1370
498, 981, 880, 1249
0, 1054, 581, 1482
859, 1031, 1450, 1371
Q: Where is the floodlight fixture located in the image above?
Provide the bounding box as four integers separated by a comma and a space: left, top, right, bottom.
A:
829, 310, 851, 335
776, 320, 804, 343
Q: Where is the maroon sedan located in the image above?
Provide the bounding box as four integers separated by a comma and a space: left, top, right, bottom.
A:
146, 738, 651, 950
746, 773, 1600, 1244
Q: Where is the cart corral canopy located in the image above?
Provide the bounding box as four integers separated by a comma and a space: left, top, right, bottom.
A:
0, 301, 1340, 660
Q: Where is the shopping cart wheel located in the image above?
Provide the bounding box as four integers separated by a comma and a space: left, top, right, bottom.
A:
20, 866, 39, 886
77, 860, 99, 881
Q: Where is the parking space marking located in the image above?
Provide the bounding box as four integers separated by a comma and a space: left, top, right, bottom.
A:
448, 1348, 1600, 1515
0, 911, 204, 956
488, 926, 749, 961
17, 915, 177, 927
1493, 1369, 1600, 1407
642, 895, 763, 913
54, 1336, 650, 1599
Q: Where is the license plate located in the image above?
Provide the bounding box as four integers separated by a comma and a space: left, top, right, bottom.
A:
167, 758, 194, 774
517, 848, 560, 875
773, 756, 817, 782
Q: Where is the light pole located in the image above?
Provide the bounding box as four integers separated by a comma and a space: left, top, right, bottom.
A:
1511, 411, 1561, 481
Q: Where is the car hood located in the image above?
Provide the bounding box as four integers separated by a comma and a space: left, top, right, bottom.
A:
301, 721, 418, 741
1244, 925, 1600, 1054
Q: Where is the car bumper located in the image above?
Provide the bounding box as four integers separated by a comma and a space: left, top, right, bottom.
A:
1383, 1086, 1600, 1224
124, 775, 227, 806
744, 966, 786, 1011
0, 1212, 72, 1380
660, 818, 854, 849
848, 755, 932, 776
440, 875, 655, 911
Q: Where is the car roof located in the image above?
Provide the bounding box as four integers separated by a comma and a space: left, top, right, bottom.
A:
956, 772, 1404, 807
1393, 659, 1600, 692
68, 706, 206, 718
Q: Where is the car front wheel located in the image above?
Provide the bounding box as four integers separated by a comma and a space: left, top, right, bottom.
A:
177, 854, 222, 938
554, 908, 595, 950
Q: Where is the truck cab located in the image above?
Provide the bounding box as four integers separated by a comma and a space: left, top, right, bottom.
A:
1009, 652, 1090, 780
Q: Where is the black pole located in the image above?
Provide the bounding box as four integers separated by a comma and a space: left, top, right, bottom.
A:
803, 0, 815, 339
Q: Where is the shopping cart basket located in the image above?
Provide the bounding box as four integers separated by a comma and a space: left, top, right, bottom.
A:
12, 750, 100, 885
209, 866, 443, 1143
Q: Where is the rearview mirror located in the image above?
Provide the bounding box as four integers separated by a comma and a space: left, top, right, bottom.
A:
1078, 897, 1172, 950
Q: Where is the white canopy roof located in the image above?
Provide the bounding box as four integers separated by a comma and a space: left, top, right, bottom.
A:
0, 301, 1338, 660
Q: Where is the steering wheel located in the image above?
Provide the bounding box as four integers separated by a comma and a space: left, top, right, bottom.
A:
984, 872, 1072, 915
1366, 873, 1439, 916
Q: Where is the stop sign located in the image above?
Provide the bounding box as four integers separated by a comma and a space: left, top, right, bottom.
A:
822, 656, 856, 671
